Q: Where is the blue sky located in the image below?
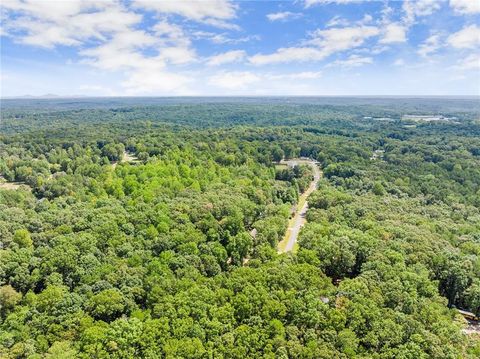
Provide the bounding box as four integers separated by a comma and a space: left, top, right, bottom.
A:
1, 0, 479, 96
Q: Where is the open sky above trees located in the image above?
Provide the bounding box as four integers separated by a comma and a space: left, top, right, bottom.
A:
1, 0, 480, 96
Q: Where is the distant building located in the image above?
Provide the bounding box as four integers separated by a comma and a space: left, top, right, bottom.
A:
402, 115, 455, 122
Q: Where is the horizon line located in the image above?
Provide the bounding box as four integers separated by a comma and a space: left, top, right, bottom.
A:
2, 95, 480, 100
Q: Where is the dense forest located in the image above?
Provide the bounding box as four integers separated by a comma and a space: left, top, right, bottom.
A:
0, 97, 479, 358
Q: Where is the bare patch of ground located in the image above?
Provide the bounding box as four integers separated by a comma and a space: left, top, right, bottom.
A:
462, 319, 480, 336
0, 180, 31, 191
123, 151, 139, 163
112, 151, 141, 169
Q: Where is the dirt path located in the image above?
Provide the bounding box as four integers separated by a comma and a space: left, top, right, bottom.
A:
462, 318, 480, 336
278, 158, 321, 253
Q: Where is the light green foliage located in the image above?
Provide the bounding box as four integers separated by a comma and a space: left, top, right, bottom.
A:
87, 289, 127, 322
45, 341, 78, 359
13, 229, 32, 248
0, 285, 22, 314
372, 181, 386, 196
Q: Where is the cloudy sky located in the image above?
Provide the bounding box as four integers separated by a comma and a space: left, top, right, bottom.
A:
1, 0, 479, 96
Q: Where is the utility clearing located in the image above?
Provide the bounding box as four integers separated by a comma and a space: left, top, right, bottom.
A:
277, 158, 321, 253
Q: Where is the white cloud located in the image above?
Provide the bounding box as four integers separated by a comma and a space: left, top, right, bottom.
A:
2, 0, 92, 22
133, 0, 237, 28
305, 0, 360, 7
411, 0, 442, 15
326, 16, 349, 27
201, 18, 240, 31
193, 31, 259, 44
209, 71, 260, 89
206, 50, 246, 66
307, 26, 380, 52
79, 25, 196, 92
452, 53, 480, 71
266, 11, 301, 22
447, 25, 480, 48
418, 34, 441, 57
250, 47, 327, 65
370, 45, 389, 55
380, 23, 407, 44
1, 0, 199, 95
158, 47, 197, 65
328, 54, 373, 67
133, 0, 236, 20
79, 32, 157, 71
268, 71, 323, 80
394, 59, 405, 66
79, 22, 196, 71
11, 19, 82, 47
358, 14, 373, 25
450, 0, 480, 15
250, 25, 379, 65
2, 0, 140, 48
153, 21, 191, 47
402, 0, 442, 25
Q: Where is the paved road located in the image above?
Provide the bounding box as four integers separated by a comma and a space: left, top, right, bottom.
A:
278, 158, 321, 253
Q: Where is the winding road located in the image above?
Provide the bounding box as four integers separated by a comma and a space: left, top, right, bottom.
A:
278, 158, 321, 253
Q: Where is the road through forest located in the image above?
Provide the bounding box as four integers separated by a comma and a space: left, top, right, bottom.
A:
278, 158, 321, 253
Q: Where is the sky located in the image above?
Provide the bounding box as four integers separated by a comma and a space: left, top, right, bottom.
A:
1, 0, 479, 97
